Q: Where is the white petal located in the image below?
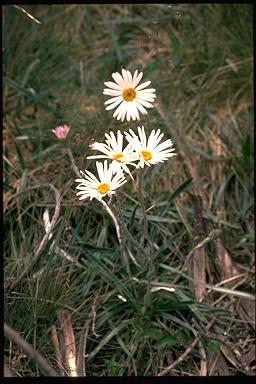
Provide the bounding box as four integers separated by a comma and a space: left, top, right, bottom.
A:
136, 94, 156, 103
121, 164, 134, 179
105, 95, 123, 105
117, 103, 128, 121
127, 70, 133, 83
126, 106, 131, 122
75, 178, 87, 183
129, 103, 139, 121
113, 101, 125, 118
137, 91, 156, 98
78, 194, 90, 200
116, 130, 123, 151
105, 97, 123, 110
76, 190, 91, 197
132, 69, 138, 83
148, 130, 164, 149
90, 142, 110, 152
122, 69, 130, 84
138, 126, 147, 147
132, 71, 143, 88
138, 159, 145, 168
85, 170, 99, 184
135, 80, 151, 91
81, 177, 97, 187
104, 81, 122, 91
136, 98, 154, 108
87, 155, 110, 160
120, 106, 127, 122
155, 139, 174, 152
112, 72, 126, 87
137, 88, 156, 94
134, 101, 148, 115
103, 89, 122, 96
111, 174, 127, 190
96, 161, 105, 182
107, 131, 121, 152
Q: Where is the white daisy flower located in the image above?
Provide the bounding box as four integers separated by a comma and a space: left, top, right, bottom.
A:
75, 160, 127, 201
124, 126, 177, 168
103, 69, 156, 122
87, 130, 139, 179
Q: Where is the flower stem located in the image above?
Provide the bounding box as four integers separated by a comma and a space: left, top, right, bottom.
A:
66, 147, 130, 273
66, 147, 80, 178
97, 198, 122, 246
137, 170, 155, 308
97, 197, 131, 276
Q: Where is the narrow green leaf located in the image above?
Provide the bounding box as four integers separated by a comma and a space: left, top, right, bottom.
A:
153, 335, 179, 350
86, 322, 128, 361
14, 142, 27, 170
139, 327, 160, 341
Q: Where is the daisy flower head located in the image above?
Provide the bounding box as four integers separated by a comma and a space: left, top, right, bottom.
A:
52, 124, 70, 140
124, 126, 177, 168
75, 160, 127, 201
87, 130, 139, 178
103, 69, 156, 122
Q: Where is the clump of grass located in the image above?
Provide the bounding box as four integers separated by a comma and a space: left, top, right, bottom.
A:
4, 4, 254, 377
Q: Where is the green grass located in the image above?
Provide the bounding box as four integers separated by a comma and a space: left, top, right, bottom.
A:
3, 4, 254, 377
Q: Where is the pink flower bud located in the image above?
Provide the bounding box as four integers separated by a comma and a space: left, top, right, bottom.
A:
52, 124, 70, 140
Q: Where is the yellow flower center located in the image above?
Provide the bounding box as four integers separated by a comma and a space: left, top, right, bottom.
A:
122, 87, 136, 102
97, 183, 110, 195
113, 153, 124, 162
140, 150, 152, 161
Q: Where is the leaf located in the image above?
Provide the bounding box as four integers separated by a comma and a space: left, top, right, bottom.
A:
242, 134, 252, 172
168, 178, 193, 203
86, 322, 128, 361
138, 327, 160, 341
150, 300, 193, 315
14, 142, 27, 170
157, 178, 193, 218
153, 335, 179, 350
153, 228, 187, 258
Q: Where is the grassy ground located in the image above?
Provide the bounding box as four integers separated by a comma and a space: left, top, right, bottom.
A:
3, 4, 254, 377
